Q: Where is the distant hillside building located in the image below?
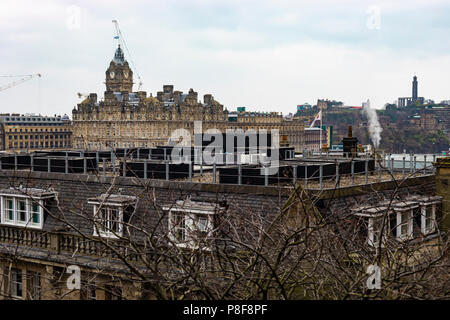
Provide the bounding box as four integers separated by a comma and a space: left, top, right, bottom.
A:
398, 75, 425, 107
297, 103, 312, 112
317, 99, 344, 110
420, 109, 438, 131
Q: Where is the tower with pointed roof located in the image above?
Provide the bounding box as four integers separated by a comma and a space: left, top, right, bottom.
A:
105, 45, 133, 93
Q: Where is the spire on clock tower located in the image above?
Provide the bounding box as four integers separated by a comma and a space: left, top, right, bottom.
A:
113, 44, 125, 65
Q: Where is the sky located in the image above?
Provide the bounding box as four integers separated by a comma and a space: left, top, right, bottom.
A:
1, 0, 450, 117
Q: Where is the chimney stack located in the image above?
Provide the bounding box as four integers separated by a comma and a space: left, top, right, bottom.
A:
342, 125, 358, 158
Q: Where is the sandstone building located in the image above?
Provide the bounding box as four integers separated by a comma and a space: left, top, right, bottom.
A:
72, 45, 305, 151
0, 114, 72, 152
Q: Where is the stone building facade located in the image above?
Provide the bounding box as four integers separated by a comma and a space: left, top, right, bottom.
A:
303, 127, 328, 152
0, 158, 445, 299
0, 113, 72, 152
0, 170, 288, 300
72, 45, 305, 151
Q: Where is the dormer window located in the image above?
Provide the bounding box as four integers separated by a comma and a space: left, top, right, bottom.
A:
0, 187, 56, 229
398, 211, 412, 239
353, 196, 442, 247
415, 196, 442, 235
424, 206, 434, 233
164, 199, 225, 249
88, 193, 137, 238
392, 201, 418, 241
352, 206, 391, 247
369, 216, 389, 247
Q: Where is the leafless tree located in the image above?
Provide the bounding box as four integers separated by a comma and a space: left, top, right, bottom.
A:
0, 158, 448, 300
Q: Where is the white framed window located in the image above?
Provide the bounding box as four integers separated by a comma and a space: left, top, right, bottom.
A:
4, 197, 14, 223
194, 215, 210, 233
171, 211, 187, 242
352, 206, 391, 247
164, 199, 223, 249
396, 210, 413, 240
16, 199, 27, 224
168, 210, 214, 249
0, 188, 53, 229
88, 194, 137, 239
93, 205, 123, 238
368, 216, 389, 247
31, 202, 41, 225
421, 204, 436, 235
355, 197, 441, 246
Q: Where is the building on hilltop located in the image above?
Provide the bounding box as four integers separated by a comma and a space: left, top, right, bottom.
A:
398, 75, 425, 107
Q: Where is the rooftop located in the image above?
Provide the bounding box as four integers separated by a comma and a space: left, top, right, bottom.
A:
0, 186, 57, 199
0, 114, 67, 125
88, 193, 137, 205
0, 148, 440, 191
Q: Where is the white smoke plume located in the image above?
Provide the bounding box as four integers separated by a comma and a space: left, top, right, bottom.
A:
363, 99, 383, 148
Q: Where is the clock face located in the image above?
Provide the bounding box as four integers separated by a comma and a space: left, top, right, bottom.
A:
124, 71, 129, 79
109, 71, 115, 79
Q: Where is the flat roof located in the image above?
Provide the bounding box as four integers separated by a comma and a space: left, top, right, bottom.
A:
164, 198, 225, 213
0, 186, 57, 199
88, 193, 137, 205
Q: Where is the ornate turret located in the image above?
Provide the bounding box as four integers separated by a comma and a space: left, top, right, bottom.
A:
105, 44, 133, 93
113, 45, 125, 65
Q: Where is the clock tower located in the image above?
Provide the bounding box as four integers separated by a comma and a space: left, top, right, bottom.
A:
105, 44, 133, 93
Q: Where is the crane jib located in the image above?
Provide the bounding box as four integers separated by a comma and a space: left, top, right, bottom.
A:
0, 74, 41, 92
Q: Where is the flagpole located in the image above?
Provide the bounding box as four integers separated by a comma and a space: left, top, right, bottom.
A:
319, 108, 322, 153
319, 115, 322, 152
323, 106, 325, 148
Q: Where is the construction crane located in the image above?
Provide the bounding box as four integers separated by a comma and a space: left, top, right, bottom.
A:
0, 73, 41, 92
112, 19, 143, 90
77, 92, 103, 104
77, 92, 89, 99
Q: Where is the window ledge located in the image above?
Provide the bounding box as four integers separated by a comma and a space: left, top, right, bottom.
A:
0, 221, 42, 229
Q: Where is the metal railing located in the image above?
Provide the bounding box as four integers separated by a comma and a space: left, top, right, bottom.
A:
0, 150, 440, 189
303, 160, 436, 190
